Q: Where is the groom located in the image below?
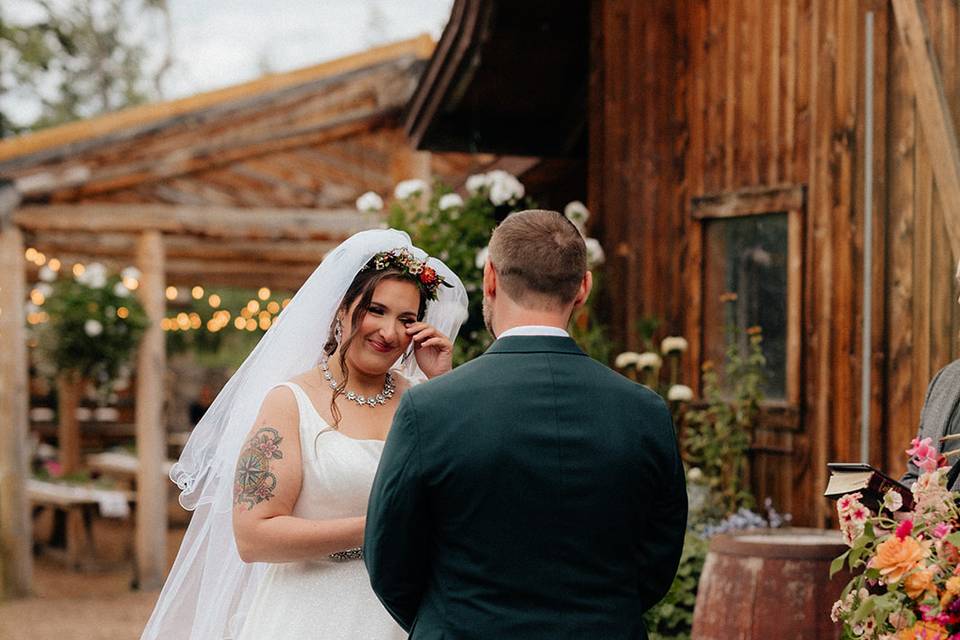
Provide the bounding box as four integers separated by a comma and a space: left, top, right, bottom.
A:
365, 209, 687, 639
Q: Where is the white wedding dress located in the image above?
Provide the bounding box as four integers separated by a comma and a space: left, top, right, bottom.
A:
234, 382, 406, 640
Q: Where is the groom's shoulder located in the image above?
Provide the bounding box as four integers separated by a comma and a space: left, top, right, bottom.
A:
407, 355, 492, 402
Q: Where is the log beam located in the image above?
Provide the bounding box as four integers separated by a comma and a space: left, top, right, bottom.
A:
14, 204, 381, 241
892, 0, 960, 259
0, 182, 32, 598
134, 231, 167, 590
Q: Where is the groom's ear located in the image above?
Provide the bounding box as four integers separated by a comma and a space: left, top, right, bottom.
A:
483, 261, 497, 298
572, 271, 593, 309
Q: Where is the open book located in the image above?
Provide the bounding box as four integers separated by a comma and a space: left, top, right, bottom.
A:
824, 463, 914, 511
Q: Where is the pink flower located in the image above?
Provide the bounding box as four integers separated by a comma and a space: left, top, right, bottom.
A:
908, 437, 948, 473
43, 460, 63, 478
896, 519, 914, 541
933, 523, 953, 539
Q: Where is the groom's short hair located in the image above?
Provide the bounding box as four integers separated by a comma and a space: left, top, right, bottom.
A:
489, 209, 587, 308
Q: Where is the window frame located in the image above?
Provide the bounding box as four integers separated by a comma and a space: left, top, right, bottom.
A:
689, 184, 805, 412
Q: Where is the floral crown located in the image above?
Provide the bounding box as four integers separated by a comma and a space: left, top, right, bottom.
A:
364, 248, 450, 301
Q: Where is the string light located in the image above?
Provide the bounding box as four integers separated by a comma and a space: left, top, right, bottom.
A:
24, 248, 38, 261
208, 294, 221, 308
282, 298, 292, 309
192, 286, 204, 300
34, 252, 46, 266
123, 276, 139, 290
234, 317, 246, 330
117, 307, 129, 319
258, 287, 271, 301
72, 263, 86, 277
267, 301, 280, 314
29, 289, 45, 305
259, 316, 271, 330
245, 319, 257, 331
165, 286, 178, 301
246, 300, 260, 313
48, 258, 61, 272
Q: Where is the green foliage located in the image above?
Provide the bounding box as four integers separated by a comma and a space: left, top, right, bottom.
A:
644, 532, 709, 640
0, 0, 172, 136
32, 267, 148, 389
387, 180, 614, 364
681, 324, 766, 518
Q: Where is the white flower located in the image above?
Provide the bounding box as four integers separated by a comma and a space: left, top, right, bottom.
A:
465, 173, 490, 194
661, 336, 689, 355
686, 467, 704, 482
636, 352, 663, 371
355, 191, 384, 212
39, 266, 57, 282
36, 283, 53, 298
614, 351, 641, 369
113, 282, 130, 298
475, 246, 489, 270
882, 488, 903, 512
486, 170, 525, 206
84, 319, 103, 337
585, 238, 605, 267
564, 200, 590, 230
438, 193, 464, 211
79, 262, 107, 288
394, 179, 429, 200
121, 266, 141, 282
667, 384, 694, 402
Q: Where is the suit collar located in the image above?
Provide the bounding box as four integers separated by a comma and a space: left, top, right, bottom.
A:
483, 335, 588, 356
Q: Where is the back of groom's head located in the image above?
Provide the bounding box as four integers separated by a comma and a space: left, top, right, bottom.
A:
488, 209, 587, 309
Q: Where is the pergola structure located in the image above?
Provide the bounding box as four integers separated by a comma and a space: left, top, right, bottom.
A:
0, 35, 508, 596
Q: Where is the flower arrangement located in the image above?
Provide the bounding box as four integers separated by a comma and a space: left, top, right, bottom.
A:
31, 262, 148, 391
830, 441, 960, 640
360, 171, 610, 364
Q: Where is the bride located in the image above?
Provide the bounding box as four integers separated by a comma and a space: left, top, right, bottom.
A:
141, 229, 468, 639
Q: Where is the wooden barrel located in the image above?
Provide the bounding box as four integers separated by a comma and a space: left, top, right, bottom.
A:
691, 527, 848, 639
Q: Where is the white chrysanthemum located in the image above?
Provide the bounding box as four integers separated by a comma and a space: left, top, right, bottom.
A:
585, 238, 605, 267
667, 384, 694, 402
394, 179, 429, 200
79, 262, 108, 288
475, 246, 489, 270
614, 351, 641, 369
661, 336, 689, 355
36, 283, 53, 298
487, 170, 525, 206
39, 266, 57, 282
438, 193, 464, 211
355, 191, 384, 212
84, 319, 104, 337
564, 201, 590, 229
121, 266, 141, 282
465, 173, 490, 194
113, 282, 130, 298
636, 352, 663, 371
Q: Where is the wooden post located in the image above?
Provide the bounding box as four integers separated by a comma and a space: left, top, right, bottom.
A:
56, 373, 83, 474
135, 231, 167, 590
892, 0, 960, 259
0, 180, 32, 598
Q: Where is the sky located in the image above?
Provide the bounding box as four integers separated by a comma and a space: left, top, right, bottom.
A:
3, 0, 454, 124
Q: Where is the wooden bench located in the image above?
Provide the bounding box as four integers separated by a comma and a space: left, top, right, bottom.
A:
27, 479, 134, 571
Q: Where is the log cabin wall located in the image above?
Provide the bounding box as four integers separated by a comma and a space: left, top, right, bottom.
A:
590, 0, 959, 526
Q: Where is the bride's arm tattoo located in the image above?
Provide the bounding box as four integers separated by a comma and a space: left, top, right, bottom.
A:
233, 426, 284, 511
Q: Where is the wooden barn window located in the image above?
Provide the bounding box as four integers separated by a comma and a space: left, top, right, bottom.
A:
691, 185, 804, 408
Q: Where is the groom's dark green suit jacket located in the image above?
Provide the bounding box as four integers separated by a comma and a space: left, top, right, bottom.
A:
365, 336, 687, 639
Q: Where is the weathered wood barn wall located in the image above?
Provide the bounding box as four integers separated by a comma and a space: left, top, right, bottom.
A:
592, 0, 960, 526
408, 0, 960, 526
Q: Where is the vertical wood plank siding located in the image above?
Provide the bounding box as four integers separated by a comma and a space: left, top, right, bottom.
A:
591, 0, 959, 525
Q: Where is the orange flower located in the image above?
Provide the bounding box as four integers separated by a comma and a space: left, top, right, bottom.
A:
899, 621, 949, 640
904, 566, 937, 599
871, 536, 930, 583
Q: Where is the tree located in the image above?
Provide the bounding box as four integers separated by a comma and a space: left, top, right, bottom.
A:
0, 0, 173, 138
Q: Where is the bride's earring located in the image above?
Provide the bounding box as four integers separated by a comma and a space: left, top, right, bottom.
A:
334, 319, 343, 345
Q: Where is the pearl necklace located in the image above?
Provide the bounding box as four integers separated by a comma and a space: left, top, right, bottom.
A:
319, 357, 396, 408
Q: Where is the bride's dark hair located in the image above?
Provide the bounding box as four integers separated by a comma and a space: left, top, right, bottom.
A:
322, 265, 428, 426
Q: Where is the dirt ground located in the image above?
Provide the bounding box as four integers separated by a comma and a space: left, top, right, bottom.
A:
0, 513, 187, 640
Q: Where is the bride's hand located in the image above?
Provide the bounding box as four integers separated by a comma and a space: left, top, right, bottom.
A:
406, 322, 453, 379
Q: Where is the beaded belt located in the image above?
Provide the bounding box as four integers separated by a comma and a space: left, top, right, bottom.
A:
328, 547, 363, 562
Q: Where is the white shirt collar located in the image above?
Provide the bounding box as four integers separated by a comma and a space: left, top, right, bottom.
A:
498, 325, 570, 339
